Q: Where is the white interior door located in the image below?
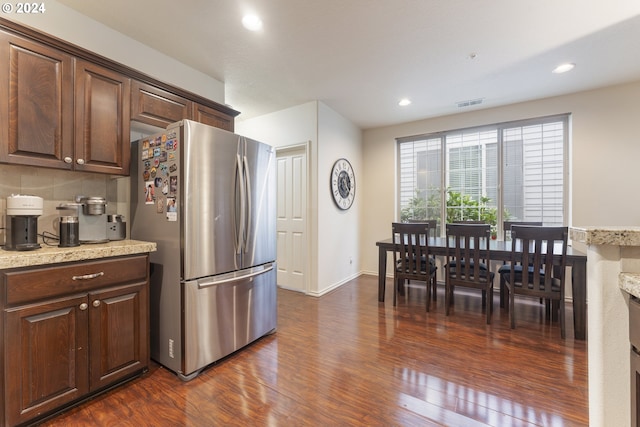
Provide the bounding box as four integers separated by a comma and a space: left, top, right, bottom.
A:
276, 144, 308, 293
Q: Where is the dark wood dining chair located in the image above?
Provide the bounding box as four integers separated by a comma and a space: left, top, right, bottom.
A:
498, 225, 568, 338
406, 219, 438, 299
445, 223, 494, 323
500, 221, 543, 308
392, 222, 437, 311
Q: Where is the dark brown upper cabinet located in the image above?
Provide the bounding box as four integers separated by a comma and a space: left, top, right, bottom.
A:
131, 80, 193, 128
0, 17, 239, 175
74, 59, 131, 175
0, 31, 74, 170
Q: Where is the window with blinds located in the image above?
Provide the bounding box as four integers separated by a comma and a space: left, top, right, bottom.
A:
397, 115, 568, 236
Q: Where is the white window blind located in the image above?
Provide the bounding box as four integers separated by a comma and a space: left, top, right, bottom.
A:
397, 115, 568, 236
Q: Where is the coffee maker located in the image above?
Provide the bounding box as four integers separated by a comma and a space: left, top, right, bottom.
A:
4, 195, 43, 251
58, 196, 109, 243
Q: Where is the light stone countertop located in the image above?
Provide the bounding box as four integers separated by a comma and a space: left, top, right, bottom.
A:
570, 226, 640, 246
571, 226, 640, 299
0, 240, 157, 270
620, 273, 640, 300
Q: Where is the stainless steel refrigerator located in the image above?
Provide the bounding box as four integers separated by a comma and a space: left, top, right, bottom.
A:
130, 120, 277, 380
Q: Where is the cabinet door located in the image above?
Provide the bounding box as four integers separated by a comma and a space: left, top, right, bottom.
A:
4, 295, 89, 427
131, 80, 193, 128
88, 281, 149, 390
192, 102, 234, 131
75, 59, 131, 175
0, 31, 74, 169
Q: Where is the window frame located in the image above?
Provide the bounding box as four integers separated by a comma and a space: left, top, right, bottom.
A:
396, 114, 570, 238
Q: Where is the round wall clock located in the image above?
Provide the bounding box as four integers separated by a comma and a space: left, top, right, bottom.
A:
330, 158, 356, 210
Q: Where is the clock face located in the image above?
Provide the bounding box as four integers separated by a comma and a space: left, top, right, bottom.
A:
331, 158, 355, 210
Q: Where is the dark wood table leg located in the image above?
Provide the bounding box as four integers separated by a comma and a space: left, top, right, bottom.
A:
378, 246, 387, 302
572, 259, 587, 340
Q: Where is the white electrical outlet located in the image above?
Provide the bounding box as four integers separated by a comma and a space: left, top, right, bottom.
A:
169, 338, 174, 358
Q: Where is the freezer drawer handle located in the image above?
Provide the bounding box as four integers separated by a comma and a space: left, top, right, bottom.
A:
198, 265, 274, 288
72, 272, 105, 281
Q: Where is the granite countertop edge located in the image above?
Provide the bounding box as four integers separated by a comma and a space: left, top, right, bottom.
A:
570, 226, 640, 246
0, 240, 157, 270
620, 273, 640, 300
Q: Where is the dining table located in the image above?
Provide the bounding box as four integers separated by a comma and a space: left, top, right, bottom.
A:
376, 237, 588, 340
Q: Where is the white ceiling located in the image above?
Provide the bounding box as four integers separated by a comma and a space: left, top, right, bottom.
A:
58, 0, 640, 129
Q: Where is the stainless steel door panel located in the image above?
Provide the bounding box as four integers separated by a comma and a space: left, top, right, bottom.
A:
182, 121, 241, 280
183, 264, 277, 376
241, 137, 277, 268
131, 132, 183, 374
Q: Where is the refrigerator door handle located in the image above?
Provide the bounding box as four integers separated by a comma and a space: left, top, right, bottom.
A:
235, 153, 245, 254
242, 154, 252, 253
197, 264, 274, 288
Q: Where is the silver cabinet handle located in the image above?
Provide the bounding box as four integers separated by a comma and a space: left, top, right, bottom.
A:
72, 272, 104, 281
79, 302, 88, 311
76, 158, 85, 165
92, 300, 101, 308
64, 156, 73, 164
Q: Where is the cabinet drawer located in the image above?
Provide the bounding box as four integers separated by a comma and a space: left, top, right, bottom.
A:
2, 255, 149, 305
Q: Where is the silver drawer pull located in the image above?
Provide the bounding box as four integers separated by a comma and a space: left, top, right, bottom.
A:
92, 300, 101, 308
79, 303, 88, 311
72, 272, 105, 281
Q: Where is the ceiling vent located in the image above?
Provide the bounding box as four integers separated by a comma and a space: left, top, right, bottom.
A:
456, 98, 484, 108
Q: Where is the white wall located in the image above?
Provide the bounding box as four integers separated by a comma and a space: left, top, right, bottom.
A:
5, 0, 224, 103
361, 80, 640, 275
317, 102, 362, 293
239, 101, 362, 295
236, 102, 318, 148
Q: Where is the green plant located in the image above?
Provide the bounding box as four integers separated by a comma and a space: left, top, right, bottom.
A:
400, 189, 427, 222
401, 189, 507, 229
446, 190, 498, 225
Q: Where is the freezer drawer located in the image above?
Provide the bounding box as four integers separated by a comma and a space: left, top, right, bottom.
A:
182, 263, 276, 377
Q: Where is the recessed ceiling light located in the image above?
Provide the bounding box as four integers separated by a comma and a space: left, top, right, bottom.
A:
242, 14, 263, 31
398, 98, 411, 107
552, 63, 575, 74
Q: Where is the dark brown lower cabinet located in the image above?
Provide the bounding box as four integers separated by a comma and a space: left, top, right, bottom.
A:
1, 254, 149, 426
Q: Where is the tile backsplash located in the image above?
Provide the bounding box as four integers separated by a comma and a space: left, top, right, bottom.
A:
0, 164, 130, 248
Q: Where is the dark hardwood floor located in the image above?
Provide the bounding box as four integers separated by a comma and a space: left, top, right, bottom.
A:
38, 275, 588, 426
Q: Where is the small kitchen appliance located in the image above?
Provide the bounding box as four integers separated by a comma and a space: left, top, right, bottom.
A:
58, 215, 80, 247
107, 214, 126, 240
4, 194, 43, 251
58, 196, 108, 243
